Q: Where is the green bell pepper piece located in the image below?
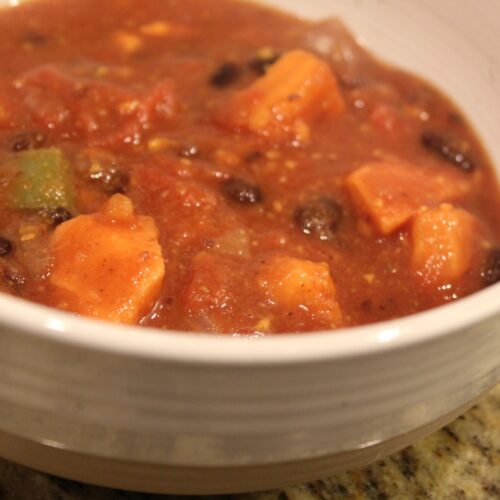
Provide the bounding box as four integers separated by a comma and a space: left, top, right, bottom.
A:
9, 148, 74, 211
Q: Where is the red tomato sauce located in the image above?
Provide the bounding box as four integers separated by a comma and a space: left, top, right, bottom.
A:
0, 0, 499, 334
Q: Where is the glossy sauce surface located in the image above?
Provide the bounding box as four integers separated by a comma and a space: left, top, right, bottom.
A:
0, 0, 499, 334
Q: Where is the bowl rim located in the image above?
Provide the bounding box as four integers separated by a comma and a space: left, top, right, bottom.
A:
0, 282, 498, 365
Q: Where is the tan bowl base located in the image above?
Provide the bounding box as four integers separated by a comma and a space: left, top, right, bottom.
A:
0, 397, 480, 495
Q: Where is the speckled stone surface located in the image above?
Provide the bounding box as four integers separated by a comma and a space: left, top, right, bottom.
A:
0, 385, 499, 499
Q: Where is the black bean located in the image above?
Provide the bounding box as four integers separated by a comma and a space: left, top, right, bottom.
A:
339, 74, 366, 90
378, 297, 397, 312
1, 261, 26, 288
10, 131, 46, 152
244, 151, 263, 163
222, 178, 262, 204
447, 112, 462, 125
49, 207, 73, 226
421, 131, 475, 172
89, 164, 129, 193
360, 299, 373, 312
249, 52, 281, 75
482, 247, 500, 286
210, 62, 241, 88
294, 197, 342, 241
23, 31, 49, 45
0, 237, 13, 257
178, 144, 200, 158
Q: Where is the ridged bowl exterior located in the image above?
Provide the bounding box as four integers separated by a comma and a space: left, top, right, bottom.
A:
0, 315, 499, 467
0, 0, 499, 493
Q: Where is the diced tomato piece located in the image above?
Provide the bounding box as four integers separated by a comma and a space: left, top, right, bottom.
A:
215, 49, 344, 143
258, 256, 342, 327
0, 86, 17, 128
15, 65, 176, 146
140, 78, 177, 123
183, 251, 247, 333
0, 106, 10, 128
50, 194, 165, 324
131, 162, 241, 248
370, 104, 401, 135
100, 79, 177, 146
346, 161, 471, 235
132, 162, 219, 213
411, 204, 480, 286
16, 66, 75, 129
74, 82, 137, 137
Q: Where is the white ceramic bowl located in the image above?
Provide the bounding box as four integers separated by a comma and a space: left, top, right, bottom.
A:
0, 0, 499, 494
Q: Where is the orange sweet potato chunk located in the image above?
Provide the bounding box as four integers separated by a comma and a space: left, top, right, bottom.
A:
215, 49, 344, 143
346, 161, 470, 235
411, 204, 480, 286
258, 256, 342, 327
50, 194, 165, 324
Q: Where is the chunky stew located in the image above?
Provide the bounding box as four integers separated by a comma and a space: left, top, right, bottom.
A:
0, 0, 499, 334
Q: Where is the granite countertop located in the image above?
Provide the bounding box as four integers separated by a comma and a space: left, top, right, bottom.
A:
0, 385, 498, 500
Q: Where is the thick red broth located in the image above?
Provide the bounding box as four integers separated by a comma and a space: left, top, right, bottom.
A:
0, 0, 499, 334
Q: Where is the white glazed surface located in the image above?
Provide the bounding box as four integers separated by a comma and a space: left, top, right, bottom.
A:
0, 0, 499, 486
